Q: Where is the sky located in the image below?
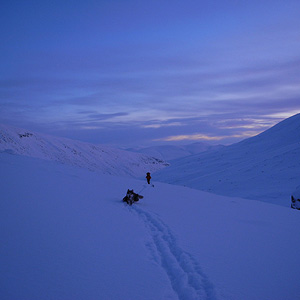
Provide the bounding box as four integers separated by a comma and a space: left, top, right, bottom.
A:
1, 0, 300, 148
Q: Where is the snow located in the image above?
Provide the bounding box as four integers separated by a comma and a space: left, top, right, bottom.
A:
0, 123, 168, 178
127, 142, 224, 161
292, 185, 300, 199
155, 113, 300, 207
1, 152, 300, 300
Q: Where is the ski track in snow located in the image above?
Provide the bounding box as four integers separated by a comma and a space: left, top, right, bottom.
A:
130, 204, 218, 300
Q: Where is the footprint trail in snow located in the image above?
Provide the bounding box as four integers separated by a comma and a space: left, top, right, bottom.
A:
131, 205, 218, 300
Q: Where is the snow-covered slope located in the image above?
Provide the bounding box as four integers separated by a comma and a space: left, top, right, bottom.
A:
128, 142, 224, 161
0, 124, 168, 177
292, 185, 300, 199
1, 152, 300, 300
155, 113, 300, 207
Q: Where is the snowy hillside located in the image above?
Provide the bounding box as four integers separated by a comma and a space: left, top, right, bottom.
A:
0, 124, 168, 177
1, 152, 300, 300
128, 142, 224, 161
155, 113, 300, 207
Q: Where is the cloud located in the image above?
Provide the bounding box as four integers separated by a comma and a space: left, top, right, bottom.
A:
86, 112, 129, 121
155, 134, 225, 142
154, 131, 262, 142
141, 122, 184, 129
1, 0, 300, 147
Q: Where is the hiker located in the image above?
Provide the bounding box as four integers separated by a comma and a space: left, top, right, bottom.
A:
146, 172, 151, 184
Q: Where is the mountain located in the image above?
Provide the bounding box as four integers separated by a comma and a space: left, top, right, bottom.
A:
1, 152, 300, 300
155, 113, 300, 207
0, 124, 168, 177
127, 142, 224, 161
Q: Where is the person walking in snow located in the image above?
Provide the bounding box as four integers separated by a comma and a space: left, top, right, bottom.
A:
146, 172, 151, 184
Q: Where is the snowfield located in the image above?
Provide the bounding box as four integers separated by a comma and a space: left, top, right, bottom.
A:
127, 142, 224, 161
1, 152, 300, 300
155, 113, 300, 207
0, 124, 168, 178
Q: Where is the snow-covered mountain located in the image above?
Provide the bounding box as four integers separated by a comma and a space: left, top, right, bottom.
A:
1, 152, 300, 300
0, 124, 168, 177
155, 113, 300, 207
127, 142, 224, 161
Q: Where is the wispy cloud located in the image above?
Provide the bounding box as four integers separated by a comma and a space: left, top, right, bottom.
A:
1, 0, 300, 146
86, 112, 129, 120
155, 131, 262, 142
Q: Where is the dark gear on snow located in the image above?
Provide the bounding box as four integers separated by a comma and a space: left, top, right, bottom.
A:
123, 189, 143, 205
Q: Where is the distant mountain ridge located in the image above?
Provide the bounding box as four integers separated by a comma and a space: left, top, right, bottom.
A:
155, 113, 300, 206
0, 124, 168, 177
127, 142, 224, 161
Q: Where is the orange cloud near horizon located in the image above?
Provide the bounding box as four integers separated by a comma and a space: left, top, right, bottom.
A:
154, 131, 262, 142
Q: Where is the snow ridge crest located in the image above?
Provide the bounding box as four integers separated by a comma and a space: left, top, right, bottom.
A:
0, 123, 168, 177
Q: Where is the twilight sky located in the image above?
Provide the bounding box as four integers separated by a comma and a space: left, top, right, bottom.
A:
1, 0, 300, 147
